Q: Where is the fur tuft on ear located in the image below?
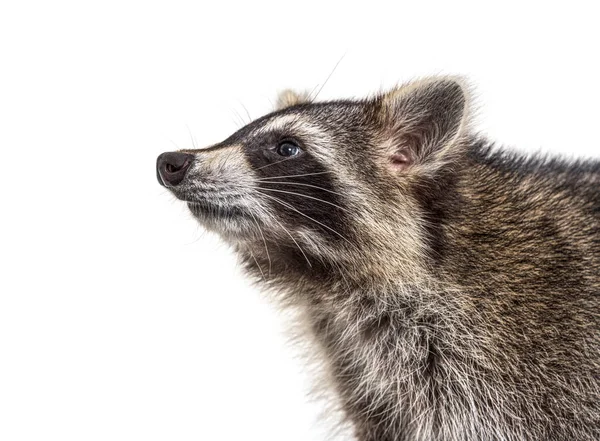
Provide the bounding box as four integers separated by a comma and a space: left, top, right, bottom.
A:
376, 76, 471, 173
275, 89, 311, 110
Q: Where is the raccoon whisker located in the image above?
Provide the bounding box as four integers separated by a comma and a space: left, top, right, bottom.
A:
257, 191, 356, 248
270, 216, 313, 268
307, 83, 320, 102
184, 222, 209, 246
186, 124, 198, 150
238, 100, 252, 124
248, 198, 313, 268
255, 171, 333, 181
230, 108, 246, 128
248, 210, 272, 278
257, 180, 346, 197
255, 155, 299, 170
247, 249, 266, 281
258, 187, 350, 213
230, 115, 242, 129
309, 53, 346, 102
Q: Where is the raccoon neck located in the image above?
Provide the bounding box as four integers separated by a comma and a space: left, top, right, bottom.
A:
298, 281, 477, 441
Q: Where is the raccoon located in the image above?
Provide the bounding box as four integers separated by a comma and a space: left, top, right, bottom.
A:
156, 77, 599, 441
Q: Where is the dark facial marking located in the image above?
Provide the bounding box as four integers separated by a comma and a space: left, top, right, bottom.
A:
236, 116, 354, 246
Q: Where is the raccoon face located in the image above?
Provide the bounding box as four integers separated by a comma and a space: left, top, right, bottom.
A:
157, 77, 469, 277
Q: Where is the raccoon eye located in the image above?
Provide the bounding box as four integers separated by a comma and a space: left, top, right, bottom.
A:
276, 141, 301, 157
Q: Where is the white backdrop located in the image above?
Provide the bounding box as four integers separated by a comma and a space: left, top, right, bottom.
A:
1, 1, 599, 440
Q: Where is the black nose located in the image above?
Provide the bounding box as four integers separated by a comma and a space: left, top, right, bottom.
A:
156, 152, 195, 187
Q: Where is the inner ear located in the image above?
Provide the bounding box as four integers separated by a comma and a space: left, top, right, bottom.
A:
390, 148, 413, 171
377, 77, 469, 172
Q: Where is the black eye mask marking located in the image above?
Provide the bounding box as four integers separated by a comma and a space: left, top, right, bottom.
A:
242, 133, 352, 245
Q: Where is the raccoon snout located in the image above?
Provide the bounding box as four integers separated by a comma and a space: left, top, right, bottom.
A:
157, 152, 195, 187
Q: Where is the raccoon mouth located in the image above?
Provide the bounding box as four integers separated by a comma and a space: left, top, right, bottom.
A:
186, 201, 248, 220
167, 186, 245, 217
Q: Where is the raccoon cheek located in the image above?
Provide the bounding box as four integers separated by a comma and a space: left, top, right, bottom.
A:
389, 149, 413, 171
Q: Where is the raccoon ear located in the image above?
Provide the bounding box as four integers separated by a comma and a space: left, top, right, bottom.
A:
377, 77, 469, 173
275, 89, 311, 110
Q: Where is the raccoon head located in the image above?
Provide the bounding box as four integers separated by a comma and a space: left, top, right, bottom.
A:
157, 77, 469, 285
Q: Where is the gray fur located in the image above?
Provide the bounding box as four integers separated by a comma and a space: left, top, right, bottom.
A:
159, 77, 600, 440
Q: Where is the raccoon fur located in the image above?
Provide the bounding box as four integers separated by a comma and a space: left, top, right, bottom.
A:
156, 77, 600, 441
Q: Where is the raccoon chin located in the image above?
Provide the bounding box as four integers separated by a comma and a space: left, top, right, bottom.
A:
186, 202, 258, 240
